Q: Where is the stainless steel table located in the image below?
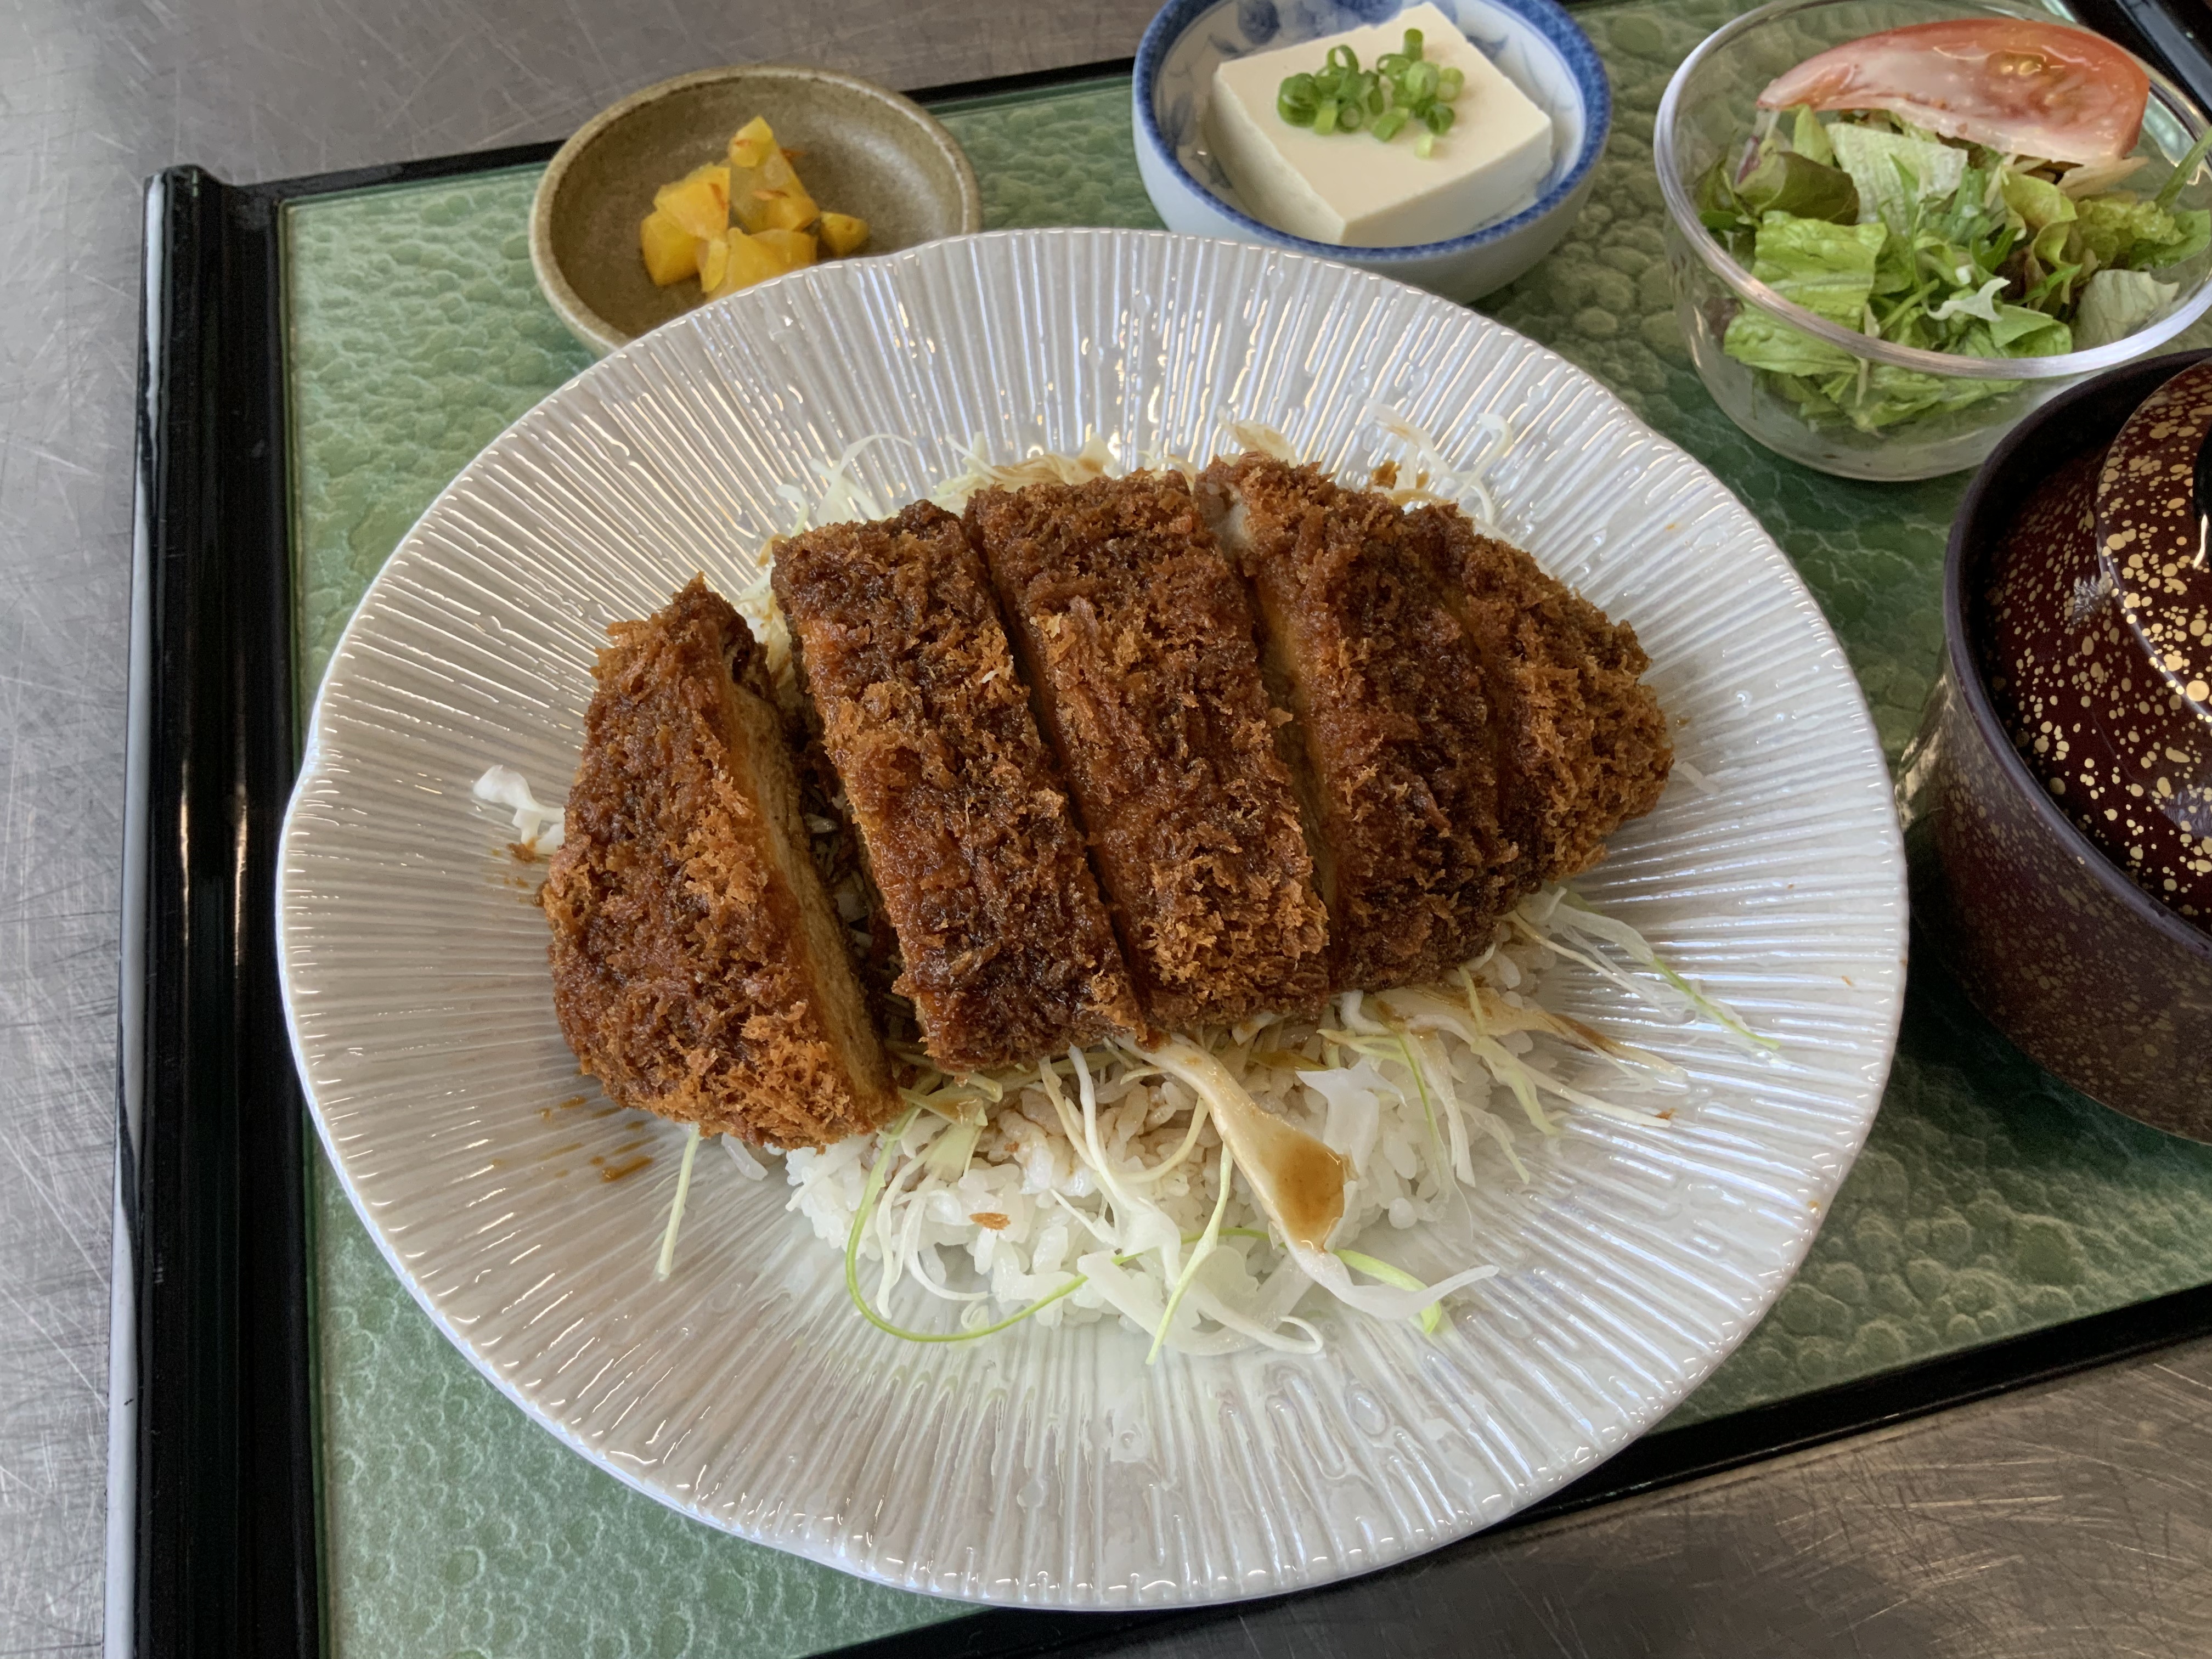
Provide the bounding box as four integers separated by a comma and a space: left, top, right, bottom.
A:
1, 1, 2206, 1654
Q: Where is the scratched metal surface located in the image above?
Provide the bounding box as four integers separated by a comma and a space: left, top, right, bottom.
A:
3, 0, 2210, 1656
0, 4, 1156, 1655
1105, 1335, 2212, 1659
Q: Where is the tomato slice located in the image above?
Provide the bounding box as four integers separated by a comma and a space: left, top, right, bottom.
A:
1757, 19, 2149, 165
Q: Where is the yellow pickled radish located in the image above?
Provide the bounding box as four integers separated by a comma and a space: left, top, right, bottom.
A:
753, 185, 820, 233
818, 212, 870, 257
653, 163, 730, 240
647, 118, 859, 292
708, 230, 786, 297
696, 234, 730, 293
727, 115, 776, 170
731, 134, 816, 233
754, 228, 818, 272
639, 208, 699, 285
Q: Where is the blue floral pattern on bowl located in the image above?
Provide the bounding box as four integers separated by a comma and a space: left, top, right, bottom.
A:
1136, 0, 1609, 273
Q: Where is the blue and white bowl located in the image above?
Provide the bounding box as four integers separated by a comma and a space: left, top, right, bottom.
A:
1134, 0, 1610, 302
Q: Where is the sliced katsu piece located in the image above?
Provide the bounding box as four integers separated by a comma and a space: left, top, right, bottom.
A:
540, 577, 897, 1150
967, 471, 1331, 1029
1199, 453, 1514, 991
771, 501, 1147, 1073
1417, 510, 1672, 891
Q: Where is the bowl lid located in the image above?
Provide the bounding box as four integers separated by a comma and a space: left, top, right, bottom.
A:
2086, 362, 2212, 901
2097, 361, 2212, 719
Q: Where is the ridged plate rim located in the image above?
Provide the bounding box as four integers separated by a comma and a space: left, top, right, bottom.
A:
278, 227, 1908, 1609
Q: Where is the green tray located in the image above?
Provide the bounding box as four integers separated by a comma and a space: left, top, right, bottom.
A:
284, 8, 2212, 1655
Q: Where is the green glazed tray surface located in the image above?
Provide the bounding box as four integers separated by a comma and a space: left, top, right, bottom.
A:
285, 11, 2212, 1656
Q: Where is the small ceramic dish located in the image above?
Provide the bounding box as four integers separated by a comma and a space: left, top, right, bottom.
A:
1132, 0, 1609, 303
531, 65, 983, 355
1903, 348, 2212, 1142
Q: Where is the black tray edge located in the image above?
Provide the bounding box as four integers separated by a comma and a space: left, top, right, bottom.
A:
121, 12, 2212, 1650
128, 163, 320, 1659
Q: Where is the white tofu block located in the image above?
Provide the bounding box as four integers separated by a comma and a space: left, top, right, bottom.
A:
1201, 2, 1555, 248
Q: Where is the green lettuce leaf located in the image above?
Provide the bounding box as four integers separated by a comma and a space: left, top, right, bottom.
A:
2031, 217, 2074, 270
2075, 195, 2210, 269
1702, 134, 1859, 231
1801, 360, 2019, 433
2000, 170, 2075, 234
1736, 149, 1860, 224
1830, 123, 1968, 235
2134, 207, 2211, 269
1925, 276, 2009, 324
1712, 119, 2202, 438
2074, 267, 2179, 347
1748, 211, 1887, 324
1782, 366, 1936, 433
1985, 305, 2071, 355
1696, 158, 1752, 233
1722, 309, 1861, 377
1790, 105, 1837, 169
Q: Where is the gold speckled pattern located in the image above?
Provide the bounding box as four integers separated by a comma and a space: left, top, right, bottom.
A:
1930, 353, 2212, 1139
2098, 365, 2212, 902
1987, 363, 2212, 925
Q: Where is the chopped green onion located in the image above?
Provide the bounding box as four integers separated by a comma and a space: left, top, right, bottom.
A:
1273, 26, 1452, 154
1423, 102, 1455, 136
1415, 128, 1436, 159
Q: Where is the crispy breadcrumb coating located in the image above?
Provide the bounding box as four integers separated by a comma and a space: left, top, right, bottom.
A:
1201, 454, 1513, 990
540, 578, 896, 1149
772, 501, 1147, 1071
1421, 510, 1672, 889
968, 471, 1330, 1028
1203, 453, 1671, 989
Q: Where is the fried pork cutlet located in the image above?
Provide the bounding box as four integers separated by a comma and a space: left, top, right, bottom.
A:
771, 501, 1147, 1072
540, 577, 896, 1149
1200, 454, 1514, 991
967, 471, 1331, 1029
1418, 509, 1672, 890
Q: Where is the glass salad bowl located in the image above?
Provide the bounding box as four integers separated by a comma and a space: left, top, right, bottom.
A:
1656, 0, 2212, 481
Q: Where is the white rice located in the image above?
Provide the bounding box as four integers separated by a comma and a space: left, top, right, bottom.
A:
778, 894, 1708, 1358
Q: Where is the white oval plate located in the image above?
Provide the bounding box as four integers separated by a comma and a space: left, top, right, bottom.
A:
279, 228, 1906, 1609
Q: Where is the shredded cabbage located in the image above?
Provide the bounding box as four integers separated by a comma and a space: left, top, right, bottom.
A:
782, 882, 1752, 1360
653, 1125, 701, 1280
483, 421, 1753, 1358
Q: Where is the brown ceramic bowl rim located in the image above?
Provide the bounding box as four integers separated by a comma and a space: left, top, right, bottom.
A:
1944, 347, 2212, 967
529, 63, 984, 355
